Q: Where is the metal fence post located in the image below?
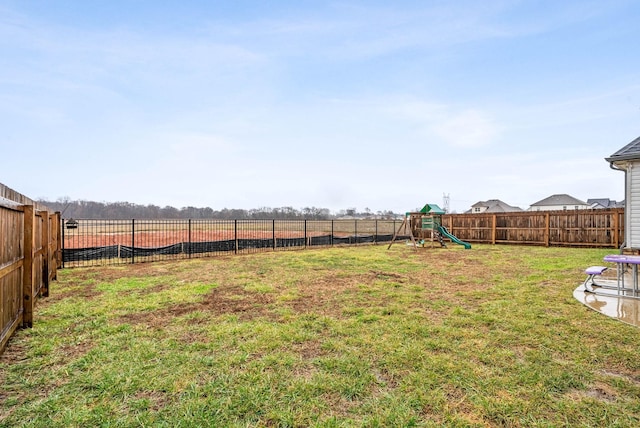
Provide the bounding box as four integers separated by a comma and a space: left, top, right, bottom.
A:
331, 220, 334, 246
131, 219, 135, 264
188, 219, 192, 258
375, 219, 378, 245
355, 220, 358, 245
41, 210, 50, 297
234, 220, 238, 254
304, 220, 307, 248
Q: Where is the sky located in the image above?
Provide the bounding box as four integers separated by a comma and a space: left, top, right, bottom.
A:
1, 0, 640, 214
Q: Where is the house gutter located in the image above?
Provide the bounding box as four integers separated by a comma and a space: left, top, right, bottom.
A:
609, 160, 626, 253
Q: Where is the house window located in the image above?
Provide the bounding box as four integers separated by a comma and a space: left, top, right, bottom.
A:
563, 206, 567, 210
575, 206, 579, 209
474, 207, 480, 213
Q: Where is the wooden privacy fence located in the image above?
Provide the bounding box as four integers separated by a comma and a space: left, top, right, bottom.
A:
442, 208, 624, 247
1, 184, 60, 354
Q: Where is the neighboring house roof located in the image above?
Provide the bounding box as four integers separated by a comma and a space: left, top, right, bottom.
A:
530, 194, 587, 207
587, 198, 619, 208
606, 136, 640, 163
469, 199, 522, 213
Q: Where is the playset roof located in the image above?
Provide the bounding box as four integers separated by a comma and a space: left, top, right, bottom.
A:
419, 203, 446, 215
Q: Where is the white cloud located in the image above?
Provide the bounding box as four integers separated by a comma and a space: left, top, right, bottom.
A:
432, 109, 499, 148
386, 99, 500, 148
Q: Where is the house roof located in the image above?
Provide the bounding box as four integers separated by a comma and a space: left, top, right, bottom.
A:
530, 194, 587, 207
606, 136, 640, 163
587, 198, 617, 208
470, 199, 522, 212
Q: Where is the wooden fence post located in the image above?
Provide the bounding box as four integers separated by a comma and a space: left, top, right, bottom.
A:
491, 214, 496, 244
545, 212, 550, 247
22, 205, 35, 328
613, 210, 619, 249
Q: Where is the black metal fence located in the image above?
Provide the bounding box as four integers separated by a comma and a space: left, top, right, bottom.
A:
61, 219, 406, 267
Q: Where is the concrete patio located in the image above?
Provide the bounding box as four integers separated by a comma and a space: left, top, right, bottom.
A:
574, 282, 640, 328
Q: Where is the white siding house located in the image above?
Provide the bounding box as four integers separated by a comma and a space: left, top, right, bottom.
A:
586, 198, 622, 209
467, 199, 522, 213
528, 194, 589, 211
607, 136, 640, 249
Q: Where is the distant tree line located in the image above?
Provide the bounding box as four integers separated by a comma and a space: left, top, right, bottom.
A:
38, 198, 398, 220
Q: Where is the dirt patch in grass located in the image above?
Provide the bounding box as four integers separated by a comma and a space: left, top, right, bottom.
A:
113, 253, 495, 329
288, 273, 355, 316
201, 285, 275, 319
291, 339, 326, 360
45, 281, 101, 303
119, 282, 173, 297
178, 329, 210, 345
0, 341, 74, 421
568, 382, 618, 402
117, 268, 397, 327
412, 252, 499, 292
0, 342, 28, 405
50, 263, 173, 302
370, 270, 406, 281
284, 269, 412, 316
128, 390, 172, 412
66, 261, 182, 283
119, 284, 277, 327
96, 263, 175, 281
599, 369, 640, 387
56, 339, 94, 365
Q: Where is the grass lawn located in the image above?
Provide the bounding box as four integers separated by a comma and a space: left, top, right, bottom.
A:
1, 244, 640, 427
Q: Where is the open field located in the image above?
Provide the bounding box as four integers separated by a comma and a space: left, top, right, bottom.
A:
2, 245, 640, 427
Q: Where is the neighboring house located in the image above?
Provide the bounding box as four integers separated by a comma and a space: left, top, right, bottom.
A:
607, 135, 640, 249
528, 194, 590, 211
467, 199, 523, 214
586, 198, 623, 209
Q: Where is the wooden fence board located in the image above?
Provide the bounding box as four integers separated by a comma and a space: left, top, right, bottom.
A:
22, 205, 35, 328
442, 208, 624, 248
0, 201, 24, 353
0, 268, 23, 352
1, 183, 59, 354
